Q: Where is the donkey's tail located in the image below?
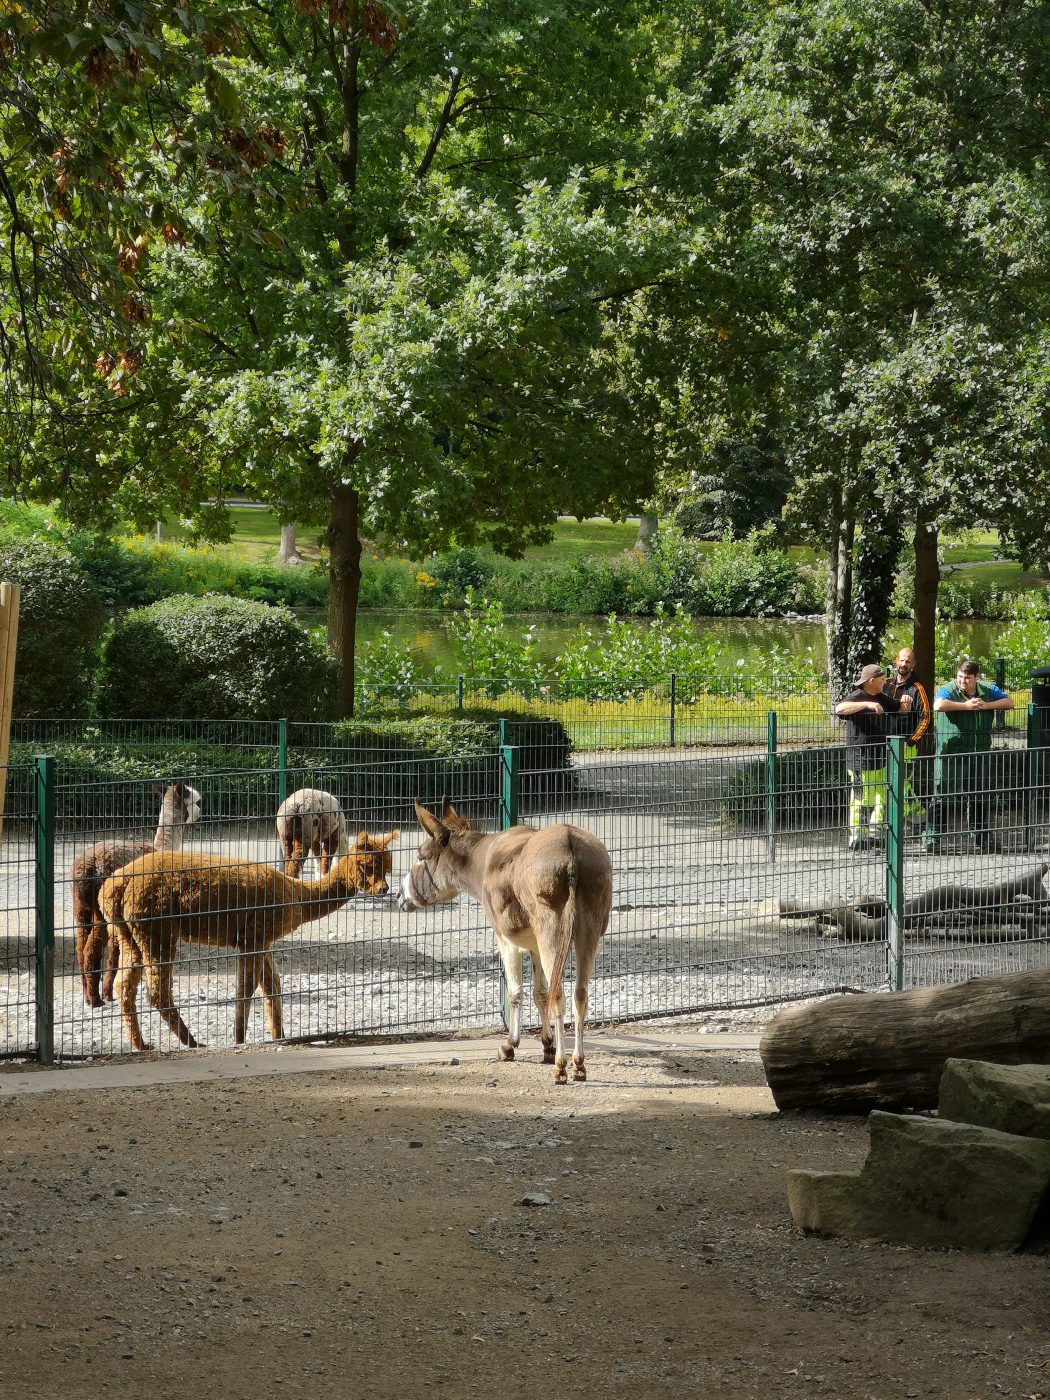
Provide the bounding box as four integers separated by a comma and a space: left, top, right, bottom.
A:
545, 852, 579, 1022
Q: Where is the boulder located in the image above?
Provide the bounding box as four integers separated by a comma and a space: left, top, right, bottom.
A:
938, 1058, 1050, 1140
788, 1110, 1050, 1251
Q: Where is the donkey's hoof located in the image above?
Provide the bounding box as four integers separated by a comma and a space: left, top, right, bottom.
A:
542, 1045, 556, 1065
571, 1058, 587, 1082
498, 1043, 515, 1062
553, 1062, 568, 1085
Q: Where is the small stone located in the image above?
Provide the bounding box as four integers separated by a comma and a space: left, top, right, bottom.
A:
520, 1192, 552, 1208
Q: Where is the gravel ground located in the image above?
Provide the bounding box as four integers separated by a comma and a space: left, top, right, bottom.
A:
2, 1033, 1049, 1399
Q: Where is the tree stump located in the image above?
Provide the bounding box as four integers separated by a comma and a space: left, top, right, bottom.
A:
760, 967, 1050, 1113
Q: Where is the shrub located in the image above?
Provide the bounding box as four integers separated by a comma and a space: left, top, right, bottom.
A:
7, 712, 573, 824
94, 594, 336, 721
721, 748, 848, 831
427, 548, 494, 602
0, 538, 105, 716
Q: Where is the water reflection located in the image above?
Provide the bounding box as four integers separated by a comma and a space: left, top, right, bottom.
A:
296, 609, 1012, 674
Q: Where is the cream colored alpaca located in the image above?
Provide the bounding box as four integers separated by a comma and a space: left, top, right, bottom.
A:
276, 787, 348, 877
98, 831, 397, 1051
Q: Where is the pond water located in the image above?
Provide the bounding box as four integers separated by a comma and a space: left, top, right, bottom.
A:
312, 610, 1015, 674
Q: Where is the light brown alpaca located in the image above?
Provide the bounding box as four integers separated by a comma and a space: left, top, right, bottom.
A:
69, 782, 202, 1007
98, 830, 398, 1051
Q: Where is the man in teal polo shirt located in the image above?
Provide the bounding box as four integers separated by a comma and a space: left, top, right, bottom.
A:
923, 658, 1013, 852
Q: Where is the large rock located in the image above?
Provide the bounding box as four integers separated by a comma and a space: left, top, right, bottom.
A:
789, 1111, 1050, 1251
938, 1058, 1050, 1140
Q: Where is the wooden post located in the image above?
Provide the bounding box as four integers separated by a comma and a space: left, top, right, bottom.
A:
0, 582, 21, 841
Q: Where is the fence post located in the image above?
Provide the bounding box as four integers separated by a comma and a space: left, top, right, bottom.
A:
765, 709, 777, 862
994, 657, 1006, 730
1026, 702, 1039, 852
886, 736, 905, 993
497, 740, 520, 1030
0, 582, 20, 843
669, 672, 677, 749
277, 717, 288, 808
457, 675, 464, 713
499, 741, 519, 832
34, 754, 55, 1064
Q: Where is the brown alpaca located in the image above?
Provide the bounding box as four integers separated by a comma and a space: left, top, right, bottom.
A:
97, 830, 398, 1051
70, 782, 202, 1008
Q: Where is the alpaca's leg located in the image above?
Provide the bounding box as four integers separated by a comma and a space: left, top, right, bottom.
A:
144, 954, 198, 1048
233, 952, 263, 1044
115, 938, 150, 1052
100, 928, 122, 1003
284, 827, 306, 879
258, 953, 283, 1041
73, 889, 105, 1007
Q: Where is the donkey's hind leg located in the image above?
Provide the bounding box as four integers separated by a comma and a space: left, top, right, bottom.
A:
496, 933, 523, 1062
531, 958, 556, 1064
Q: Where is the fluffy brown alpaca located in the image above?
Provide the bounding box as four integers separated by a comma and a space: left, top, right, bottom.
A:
69, 782, 202, 1007
97, 830, 398, 1051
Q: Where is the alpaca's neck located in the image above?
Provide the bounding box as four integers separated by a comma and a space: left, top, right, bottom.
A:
288, 864, 360, 929
152, 804, 184, 853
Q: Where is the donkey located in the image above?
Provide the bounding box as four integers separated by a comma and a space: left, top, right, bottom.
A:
398, 798, 612, 1084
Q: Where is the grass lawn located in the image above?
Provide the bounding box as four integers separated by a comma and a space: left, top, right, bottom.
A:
157, 510, 640, 564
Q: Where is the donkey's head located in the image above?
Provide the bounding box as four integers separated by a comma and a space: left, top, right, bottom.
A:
398, 797, 475, 912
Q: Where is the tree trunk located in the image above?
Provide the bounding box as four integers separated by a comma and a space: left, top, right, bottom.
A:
276, 522, 305, 567
327, 482, 361, 719
912, 508, 939, 703
824, 482, 855, 701
760, 967, 1050, 1113
847, 510, 903, 679
634, 512, 659, 556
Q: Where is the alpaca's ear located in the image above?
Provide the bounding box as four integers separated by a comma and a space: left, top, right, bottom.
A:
414, 799, 443, 839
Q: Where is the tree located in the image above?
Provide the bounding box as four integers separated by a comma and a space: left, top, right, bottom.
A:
3, 2, 686, 714
652, 0, 1050, 697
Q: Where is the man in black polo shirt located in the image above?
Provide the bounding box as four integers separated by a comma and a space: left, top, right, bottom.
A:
835, 663, 912, 852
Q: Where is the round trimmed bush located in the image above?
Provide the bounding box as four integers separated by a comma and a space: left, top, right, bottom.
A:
0, 538, 105, 716
95, 593, 336, 721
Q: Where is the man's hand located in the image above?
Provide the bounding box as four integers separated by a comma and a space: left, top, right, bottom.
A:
867, 701, 885, 714
965, 696, 983, 710
899, 695, 913, 712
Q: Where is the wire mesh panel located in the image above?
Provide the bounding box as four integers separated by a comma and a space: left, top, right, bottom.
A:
899, 747, 1050, 989
49, 761, 499, 1058
505, 745, 890, 1030
0, 765, 35, 1058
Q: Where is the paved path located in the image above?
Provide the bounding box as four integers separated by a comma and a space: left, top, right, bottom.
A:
0, 1026, 762, 1096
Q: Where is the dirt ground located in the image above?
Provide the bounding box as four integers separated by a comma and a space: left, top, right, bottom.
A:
2, 1031, 1049, 1400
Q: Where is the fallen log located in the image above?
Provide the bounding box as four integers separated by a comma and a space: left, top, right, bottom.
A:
902, 864, 1048, 922
760, 967, 1050, 1113
777, 865, 1049, 942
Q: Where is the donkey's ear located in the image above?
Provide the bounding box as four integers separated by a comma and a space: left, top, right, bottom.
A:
384, 828, 401, 848
442, 797, 472, 833
413, 799, 443, 839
